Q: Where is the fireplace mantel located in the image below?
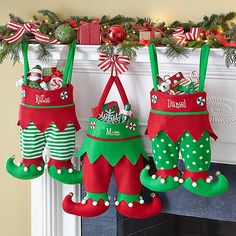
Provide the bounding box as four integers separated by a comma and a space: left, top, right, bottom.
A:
26, 45, 236, 165
27, 45, 236, 236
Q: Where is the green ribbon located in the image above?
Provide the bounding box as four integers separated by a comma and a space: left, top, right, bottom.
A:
148, 43, 159, 91
178, 82, 195, 94
198, 44, 210, 92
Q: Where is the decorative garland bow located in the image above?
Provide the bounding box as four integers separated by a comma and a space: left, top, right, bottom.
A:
133, 23, 166, 39
4, 20, 61, 44
172, 27, 201, 46
204, 29, 236, 47
98, 53, 130, 75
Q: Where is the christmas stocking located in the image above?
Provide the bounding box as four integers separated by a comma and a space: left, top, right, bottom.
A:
63, 72, 162, 218
140, 44, 228, 197
6, 41, 82, 184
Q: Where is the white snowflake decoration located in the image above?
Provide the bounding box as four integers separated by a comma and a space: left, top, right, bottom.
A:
98, 108, 121, 123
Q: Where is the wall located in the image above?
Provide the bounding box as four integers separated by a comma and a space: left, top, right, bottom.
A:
0, 1, 236, 236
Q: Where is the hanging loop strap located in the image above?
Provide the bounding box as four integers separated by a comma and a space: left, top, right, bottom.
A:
21, 41, 30, 85
198, 44, 210, 92
21, 41, 76, 87
148, 43, 159, 91
62, 41, 76, 87
94, 75, 129, 118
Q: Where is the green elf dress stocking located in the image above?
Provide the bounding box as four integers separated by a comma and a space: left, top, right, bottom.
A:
6, 41, 82, 184
63, 71, 162, 218
140, 44, 228, 197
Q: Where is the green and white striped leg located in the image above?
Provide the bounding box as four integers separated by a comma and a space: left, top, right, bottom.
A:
6, 122, 45, 180
46, 123, 82, 184
180, 131, 228, 197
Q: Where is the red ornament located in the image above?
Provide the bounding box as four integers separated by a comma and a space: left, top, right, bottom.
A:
106, 25, 126, 45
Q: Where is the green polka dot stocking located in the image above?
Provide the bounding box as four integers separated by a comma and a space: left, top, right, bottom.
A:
152, 131, 178, 170
180, 131, 211, 172
140, 131, 181, 192
140, 130, 228, 196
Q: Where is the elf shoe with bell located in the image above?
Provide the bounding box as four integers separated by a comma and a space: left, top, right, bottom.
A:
47, 158, 82, 185
115, 193, 162, 219
6, 156, 44, 180
180, 132, 228, 197
140, 131, 182, 192
63, 192, 110, 217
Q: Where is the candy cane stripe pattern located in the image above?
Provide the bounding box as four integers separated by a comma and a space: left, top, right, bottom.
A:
90, 121, 96, 130
196, 96, 206, 106
60, 91, 68, 100
172, 27, 201, 46
152, 94, 158, 104
4, 20, 61, 44
98, 53, 130, 74
129, 122, 136, 131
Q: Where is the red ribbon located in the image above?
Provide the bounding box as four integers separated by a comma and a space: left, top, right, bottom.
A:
4, 20, 61, 44
133, 23, 166, 39
43, 67, 63, 83
98, 53, 130, 75
205, 29, 236, 47
172, 27, 201, 46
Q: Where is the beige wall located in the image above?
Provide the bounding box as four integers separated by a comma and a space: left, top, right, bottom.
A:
0, 1, 235, 236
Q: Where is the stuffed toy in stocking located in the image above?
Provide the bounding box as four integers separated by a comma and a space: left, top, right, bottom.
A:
6, 41, 82, 184
63, 54, 162, 218
140, 44, 228, 197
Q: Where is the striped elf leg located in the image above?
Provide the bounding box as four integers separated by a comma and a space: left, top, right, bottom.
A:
181, 131, 228, 197
6, 122, 45, 180
140, 131, 182, 192
46, 123, 82, 184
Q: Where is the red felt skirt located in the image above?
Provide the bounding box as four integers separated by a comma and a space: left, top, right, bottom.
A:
146, 90, 217, 142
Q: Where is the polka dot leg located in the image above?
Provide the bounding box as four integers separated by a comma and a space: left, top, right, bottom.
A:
152, 131, 179, 170
180, 131, 228, 197
180, 131, 211, 172
140, 131, 181, 192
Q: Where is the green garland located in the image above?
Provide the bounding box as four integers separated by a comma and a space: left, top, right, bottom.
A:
0, 10, 236, 67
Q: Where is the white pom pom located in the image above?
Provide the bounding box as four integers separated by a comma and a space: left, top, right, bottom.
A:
209, 175, 213, 180
68, 168, 73, 173
145, 165, 150, 170
16, 162, 21, 167
81, 199, 86, 204
128, 203, 133, 208
160, 178, 165, 184
37, 166, 42, 171
92, 201, 97, 206
174, 176, 179, 182
151, 175, 156, 180
139, 199, 144, 204
23, 167, 28, 172
104, 201, 110, 206
179, 178, 184, 184
57, 169, 61, 174
192, 182, 197, 187
115, 201, 119, 206
206, 178, 211, 183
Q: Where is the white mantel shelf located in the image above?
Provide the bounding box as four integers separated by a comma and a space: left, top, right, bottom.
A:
28, 45, 236, 236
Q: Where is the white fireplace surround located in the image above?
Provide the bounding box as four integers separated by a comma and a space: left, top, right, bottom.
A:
26, 45, 236, 236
